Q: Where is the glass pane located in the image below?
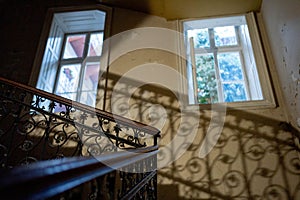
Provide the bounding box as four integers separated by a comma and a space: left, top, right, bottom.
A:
79, 63, 101, 106
63, 34, 86, 59
195, 54, 218, 103
187, 29, 210, 48
88, 33, 104, 56
55, 64, 81, 100
222, 83, 247, 102
217, 52, 244, 81
214, 26, 237, 47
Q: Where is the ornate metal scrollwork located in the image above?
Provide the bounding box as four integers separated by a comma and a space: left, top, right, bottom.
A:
0, 78, 159, 168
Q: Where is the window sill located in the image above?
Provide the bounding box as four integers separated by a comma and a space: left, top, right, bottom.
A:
185, 99, 277, 111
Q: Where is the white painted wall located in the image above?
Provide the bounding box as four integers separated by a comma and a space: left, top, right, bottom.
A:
261, 0, 300, 129
95, 6, 300, 199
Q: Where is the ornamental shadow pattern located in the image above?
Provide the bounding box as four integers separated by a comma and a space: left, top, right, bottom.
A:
98, 71, 300, 200
158, 115, 300, 200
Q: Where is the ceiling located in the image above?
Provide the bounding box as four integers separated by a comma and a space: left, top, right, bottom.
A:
98, 0, 263, 20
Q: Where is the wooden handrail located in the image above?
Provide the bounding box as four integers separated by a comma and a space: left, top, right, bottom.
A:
0, 146, 158, 200
0, 77, 159, 199
0, 77, 160, 136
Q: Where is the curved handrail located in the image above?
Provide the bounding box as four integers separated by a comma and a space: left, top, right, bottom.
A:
0, 76, 161, 170
0, 145, 158, 200
0, 77, 160, 136
0, 77, 160, 199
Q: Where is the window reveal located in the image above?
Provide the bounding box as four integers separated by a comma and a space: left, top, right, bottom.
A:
184, 15, 263, 104
36, 9, 107, 107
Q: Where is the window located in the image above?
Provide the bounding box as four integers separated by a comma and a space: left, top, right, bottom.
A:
34, 7, 111, 107
55, 32, 103, 106
183, 13, 275, 108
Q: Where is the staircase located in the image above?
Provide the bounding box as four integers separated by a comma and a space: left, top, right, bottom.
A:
0, 77, 160, 199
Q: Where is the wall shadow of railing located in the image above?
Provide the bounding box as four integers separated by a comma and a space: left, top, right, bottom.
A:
97, 70, 300, 199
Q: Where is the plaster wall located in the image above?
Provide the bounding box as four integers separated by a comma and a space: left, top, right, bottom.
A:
261, 0, 300, 129
99, 7, 300, 199
101, 0, 262, 20
0, 0, 299, 199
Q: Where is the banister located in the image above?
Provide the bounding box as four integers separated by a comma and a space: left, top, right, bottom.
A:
0, 77, 160, 136
0, 76, 161, 167
0, 146, 158, 200
0, 77, 160, 199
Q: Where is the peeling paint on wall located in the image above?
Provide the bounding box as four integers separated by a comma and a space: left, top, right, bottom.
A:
261, 0, 300, 129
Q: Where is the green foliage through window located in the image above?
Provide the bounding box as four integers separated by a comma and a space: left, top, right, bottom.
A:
195, 54, 218, 104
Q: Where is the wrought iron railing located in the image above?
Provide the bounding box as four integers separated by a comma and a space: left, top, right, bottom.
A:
0, 77, 160, 168
0, 77, 160, 199
0, 147, 158, 199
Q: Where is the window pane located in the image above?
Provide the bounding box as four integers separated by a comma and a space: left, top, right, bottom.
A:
55, 64, 81, 100
183, 15, 269, 105
222, 83, 247, 102
214, 26, 237, 47
195, 54, 218, 103
88, 33, 104, 56
187, 29, 210, 48
79, 63, 100, 106
217, 52, 244, 81
63, 35, 86, 59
